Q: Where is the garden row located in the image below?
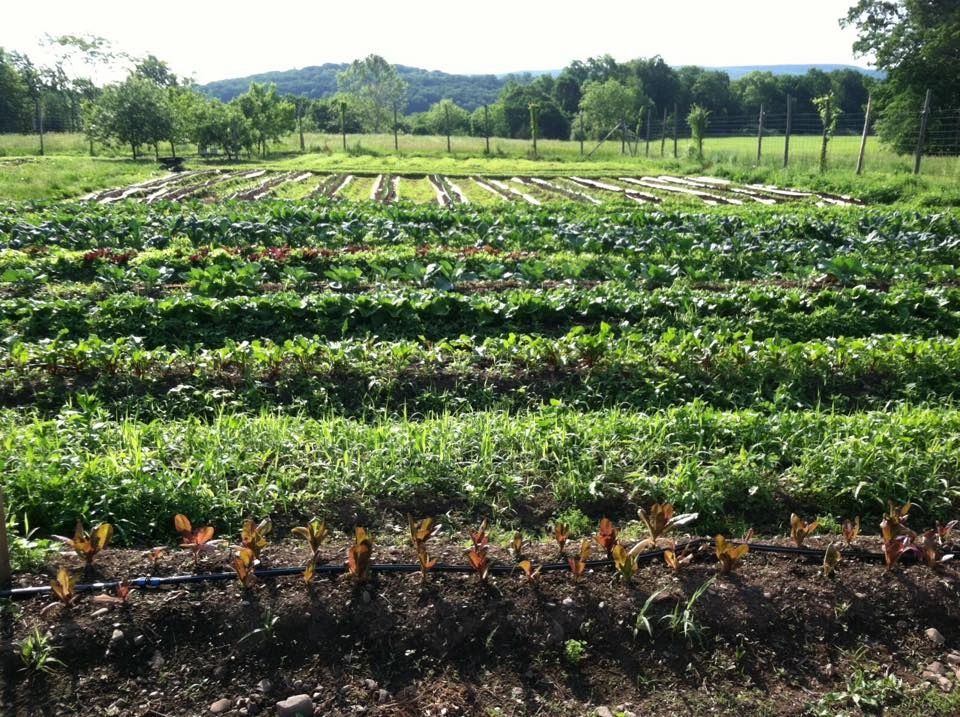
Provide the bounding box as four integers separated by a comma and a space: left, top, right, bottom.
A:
2, 283, 958, 345
2, 403, 958, 542
2, 330, 960, 417
2, 201, 950, 253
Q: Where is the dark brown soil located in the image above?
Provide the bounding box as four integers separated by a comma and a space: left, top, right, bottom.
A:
3, 536, 959, 717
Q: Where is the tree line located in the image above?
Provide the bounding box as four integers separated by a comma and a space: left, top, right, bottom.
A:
0, 2, 956, 158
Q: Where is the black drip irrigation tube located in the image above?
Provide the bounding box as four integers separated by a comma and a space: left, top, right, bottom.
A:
0, 537, 887, 601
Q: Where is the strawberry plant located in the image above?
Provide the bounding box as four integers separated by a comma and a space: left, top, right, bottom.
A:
790, 513, 819, 547
53, 520, 113, 566
715, 535, 749, 574
346, 527, 373, 582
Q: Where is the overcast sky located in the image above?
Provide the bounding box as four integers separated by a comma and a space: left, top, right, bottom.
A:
2, 0, 870, 83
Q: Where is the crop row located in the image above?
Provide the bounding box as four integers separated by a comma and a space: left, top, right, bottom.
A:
3, 201, 958, 254
3, 283, 959, 346
2, 404, 958, 542
3, 330, 960, 417
5, 243, 960, 296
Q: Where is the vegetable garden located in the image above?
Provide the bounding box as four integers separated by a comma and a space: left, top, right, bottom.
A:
2, 196, 960, 716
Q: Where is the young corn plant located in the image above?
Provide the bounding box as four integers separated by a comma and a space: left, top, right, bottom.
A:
790, 513, 819, 547
595, 518, 618, 556
663, 577, 715, 644
715, 535, 749, 574
18, 628, 64, 674
633, 589, 666, 640
408, 515, 440, 578
346, 527, 373, 582
638, 503, 697, 547
568, 539, 591, 581
53, 520, 113, 566
174, 514, 219, 567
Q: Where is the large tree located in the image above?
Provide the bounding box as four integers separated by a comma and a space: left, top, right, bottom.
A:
337, 55, 407, 133
842, 0, 960, 153
233, 82, 295, 157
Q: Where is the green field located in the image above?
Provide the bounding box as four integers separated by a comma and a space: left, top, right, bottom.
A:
0, 198, 958, 544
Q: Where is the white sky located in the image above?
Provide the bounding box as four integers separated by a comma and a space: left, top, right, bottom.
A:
1, 0, 870, 83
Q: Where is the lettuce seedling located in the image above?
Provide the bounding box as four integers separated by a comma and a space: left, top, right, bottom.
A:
918, 530, 955, 568
664, 541, 694, 572
552, 523, 570, 554
790, 513, 819, 547
842, 517, 861, 546
823, 542, 843, 577
92, 581, 132, 607
408, 515, 440, 578
517, 559, 541, 582
174, 514, 219, 567
470, 519, 490, 550
568, 539, 591, 581
715, 535, 749, 574
508, 531, 525, 562
292, 518, 330, 556
612, 544, 638, 582
638, 503, 698, 545
467, 546, 491, 582
232, 547, 257, 589
347, 527, 373, 582
240, 518, 272, 559
53, 521, 113, 566
50, 567, 76, 605
595, 518, 618, 556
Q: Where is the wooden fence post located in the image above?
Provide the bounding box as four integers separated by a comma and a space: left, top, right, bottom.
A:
445, 104, 452, 153
756, 104, 765, 164
672, 103, 679, 159
856, 94, 873, 175
660, 107, 668, 157
914, 89, 932, 175
645, 105, 652, 157
484, 105, 490, 155
339, 101, 347, 152
783, 96, 792, 168
393, 105, 399, 152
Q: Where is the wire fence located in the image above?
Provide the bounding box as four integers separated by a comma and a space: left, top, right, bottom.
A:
1, 104, 958, 177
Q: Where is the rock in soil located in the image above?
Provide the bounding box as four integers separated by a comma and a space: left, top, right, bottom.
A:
276, 694, 313, 717
926, 627, 947, 646
209, 698, 232, 714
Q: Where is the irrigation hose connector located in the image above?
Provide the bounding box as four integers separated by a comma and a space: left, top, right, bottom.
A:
0, 538, 889, 600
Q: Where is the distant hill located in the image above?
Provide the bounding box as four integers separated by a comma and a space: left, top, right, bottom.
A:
199, 62, 883, 112
708, 64, 884, 80
199, 64, 528, 113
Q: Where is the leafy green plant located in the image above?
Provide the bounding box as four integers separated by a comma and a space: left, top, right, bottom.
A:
612, 543, 639, 582
408, 515, 440, 577
563, 639, 587, 666
49, 566, 76, 606
595, 518, 618, 556
292, 518, 329, 557
232, 547, 257, 589
823, 542, 843, 577
174, 514, 218, 567
568, 539, 591, 581
552, 522, 570, 554
842, 517, 861, 546
663, 541, 694, 572
239, 517, 272, 559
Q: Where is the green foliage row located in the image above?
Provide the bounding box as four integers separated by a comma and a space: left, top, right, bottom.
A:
3, 330, 960, 417
3, 282, 958, 346
3, 403, 958, 542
